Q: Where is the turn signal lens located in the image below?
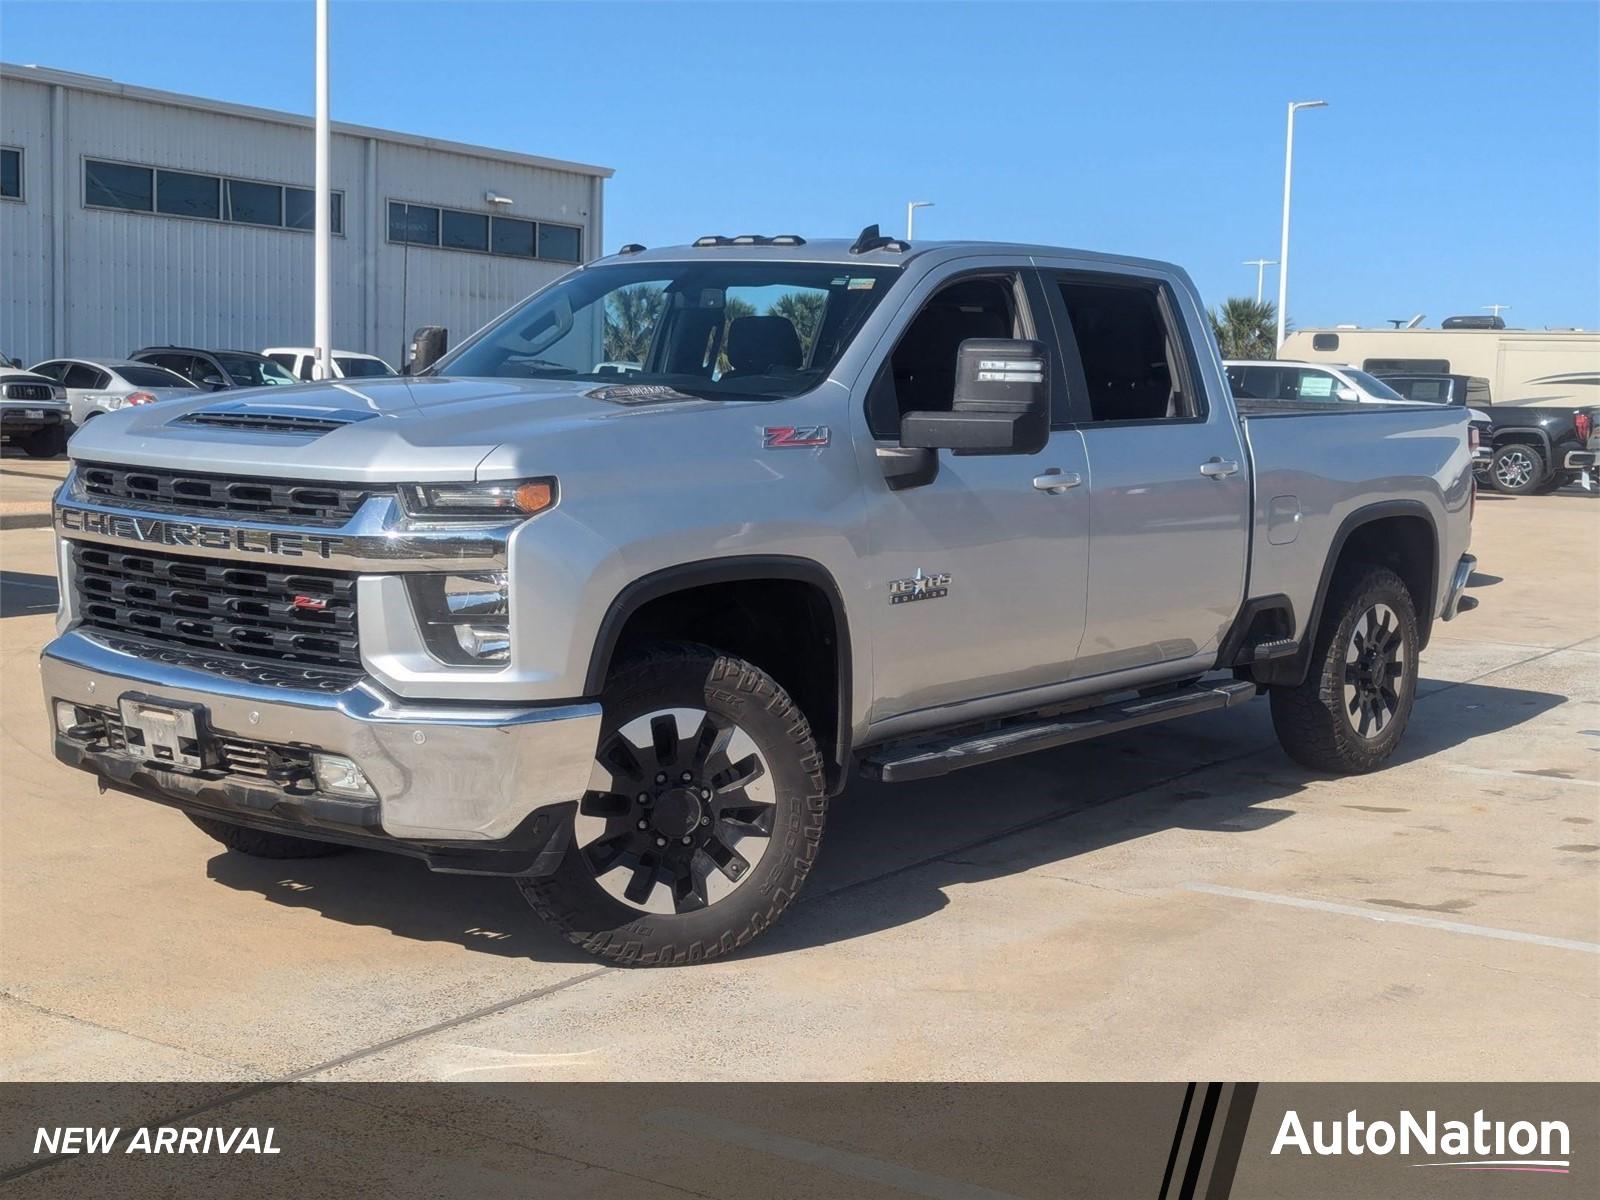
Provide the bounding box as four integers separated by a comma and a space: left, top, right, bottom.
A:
401, 478, 557, 519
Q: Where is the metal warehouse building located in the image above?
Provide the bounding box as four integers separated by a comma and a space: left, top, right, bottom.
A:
0, 63, 612, 368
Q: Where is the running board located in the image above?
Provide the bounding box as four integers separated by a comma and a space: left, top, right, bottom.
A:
860, 679, 1258, 784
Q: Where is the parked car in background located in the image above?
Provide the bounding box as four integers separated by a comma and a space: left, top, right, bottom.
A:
1224, 360, 1412, 406
262, 347, 398, 381
1471, 405, 1598, 494
128, 347, 298, 391
0, 364, 71, 456
29, 358, 198, 427
1371, 372, 1494, 473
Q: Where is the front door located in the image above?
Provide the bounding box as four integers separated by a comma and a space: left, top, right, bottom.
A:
1039, 265, 1250, 680
857, 264, 1090, 724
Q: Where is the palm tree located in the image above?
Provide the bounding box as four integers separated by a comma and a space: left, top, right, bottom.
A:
769, 291, 826, 361
1208, 297, 1278, 360
603, 284, 665, 364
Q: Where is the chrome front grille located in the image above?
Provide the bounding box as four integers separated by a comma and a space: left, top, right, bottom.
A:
76, 462, 376, 525
72, 544, 362, 679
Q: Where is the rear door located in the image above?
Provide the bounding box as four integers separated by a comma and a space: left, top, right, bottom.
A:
61, 363, 114, 423
1037, 263, 1250, 680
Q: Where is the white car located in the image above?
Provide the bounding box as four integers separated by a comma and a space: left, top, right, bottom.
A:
262, 347, 398, 381
30, 357, 198, 427
1224, 360, 1414, 406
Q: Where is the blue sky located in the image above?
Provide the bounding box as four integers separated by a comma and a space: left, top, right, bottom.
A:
4, 1, 1596, 329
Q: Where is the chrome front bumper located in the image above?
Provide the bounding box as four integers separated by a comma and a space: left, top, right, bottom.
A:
1440, 553, 1478, 621
41, 630, 601, 843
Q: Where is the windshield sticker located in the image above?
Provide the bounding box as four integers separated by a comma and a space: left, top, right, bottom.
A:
847, 277, 877, 290
1300, 374, 1334, 398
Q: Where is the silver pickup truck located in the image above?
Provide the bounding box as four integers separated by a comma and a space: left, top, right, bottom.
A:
42, 229, 1476, 965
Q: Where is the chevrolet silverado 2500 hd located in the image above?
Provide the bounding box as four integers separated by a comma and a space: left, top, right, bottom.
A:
42, 230, 1476, 965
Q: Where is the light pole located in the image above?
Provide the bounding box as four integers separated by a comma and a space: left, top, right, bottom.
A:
1275, 100, 1327, 351
1243, 258, 1277, 305
312, 0, 332, 380
906, 200, 934, 240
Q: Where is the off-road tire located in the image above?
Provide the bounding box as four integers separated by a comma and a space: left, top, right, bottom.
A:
1270, 564, 1419, 774
518, 641, 827, 966
186, 813, 351, 858
1488, 442, 1546, 495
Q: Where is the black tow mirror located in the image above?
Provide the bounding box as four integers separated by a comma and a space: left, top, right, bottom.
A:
406, 325, 448, 375
900, 338, 1049, 455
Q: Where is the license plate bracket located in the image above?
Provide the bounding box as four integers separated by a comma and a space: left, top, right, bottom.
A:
118, 694, 215, 770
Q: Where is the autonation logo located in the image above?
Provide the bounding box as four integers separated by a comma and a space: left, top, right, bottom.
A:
1272, 1108, 1571, 1174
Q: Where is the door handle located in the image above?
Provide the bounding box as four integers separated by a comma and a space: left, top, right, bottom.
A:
1032, 469, 1082, 494
1199, 457, 1240, 479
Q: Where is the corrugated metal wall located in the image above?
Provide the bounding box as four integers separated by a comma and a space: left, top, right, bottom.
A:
0, 72, 603, 367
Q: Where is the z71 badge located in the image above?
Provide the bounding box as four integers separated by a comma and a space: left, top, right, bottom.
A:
762, 425, 831, 449
888, 568, 951, 604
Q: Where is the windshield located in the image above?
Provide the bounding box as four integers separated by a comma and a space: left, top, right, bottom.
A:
335, 355, 396, 378
214, 353, 297, 386
434, 261, 900, 400
117, 364, 196, 389
1344, 369, 1407, 402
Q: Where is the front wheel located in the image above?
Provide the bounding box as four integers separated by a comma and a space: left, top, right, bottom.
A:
18, 426, 68, 458
518, 642, 827, 966
1488, 443, 1546, 494
1270, 564, 1420, 774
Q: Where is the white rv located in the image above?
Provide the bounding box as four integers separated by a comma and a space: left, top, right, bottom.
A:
1281, 322, 1598, 409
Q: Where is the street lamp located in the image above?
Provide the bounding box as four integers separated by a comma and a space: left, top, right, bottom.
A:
1243, 258, 1277, 305
1275, 100, 1327, 351
906, 201, 934, 240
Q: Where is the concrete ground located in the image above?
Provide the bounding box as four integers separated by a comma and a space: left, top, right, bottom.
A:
1, 490, 1595, 1085
0, 450, 70, 529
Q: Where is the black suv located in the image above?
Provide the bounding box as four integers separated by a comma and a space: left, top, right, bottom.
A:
129, 347, 298, 392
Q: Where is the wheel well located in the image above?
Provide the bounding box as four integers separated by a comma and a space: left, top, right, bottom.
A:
1492, 430, 1547, 453
593, 574, 849, 793
1329, 514, 1437, 646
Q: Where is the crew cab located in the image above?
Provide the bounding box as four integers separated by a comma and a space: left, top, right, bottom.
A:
42, 230, 1476, 965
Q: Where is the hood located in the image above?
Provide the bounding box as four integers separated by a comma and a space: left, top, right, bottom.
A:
64, 374, 731, 482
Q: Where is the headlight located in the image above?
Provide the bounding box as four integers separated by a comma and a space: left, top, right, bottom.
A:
400, 478, 555, 519
406, 572, 510, 665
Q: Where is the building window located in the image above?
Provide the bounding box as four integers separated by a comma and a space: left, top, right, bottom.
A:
389, 201, 440, 246
227, 178, 282, 226
0, 148, 21, 201
285, 187, 342, 234
85, 159, 154, 211
442, 209, 489, 252
539, 222, 581, 264
84, 157, 342, 233
388, 197, 585, 263
491, 215, 535, 258
157, 169, 222, 220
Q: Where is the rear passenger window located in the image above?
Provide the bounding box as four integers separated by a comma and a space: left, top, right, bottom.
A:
1054, 278, 1199, 422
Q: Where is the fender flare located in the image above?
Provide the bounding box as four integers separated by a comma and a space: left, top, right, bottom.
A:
584, 554, 855, 788
1269, 499, 1440, 688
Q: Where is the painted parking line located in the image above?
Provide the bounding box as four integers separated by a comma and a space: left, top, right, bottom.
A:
646, 1107, 1026, 1200
1445, 765, 1599, 789
1183, 884, 1600, 954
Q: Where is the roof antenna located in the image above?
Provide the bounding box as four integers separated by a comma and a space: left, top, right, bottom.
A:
849, 223, 909, 255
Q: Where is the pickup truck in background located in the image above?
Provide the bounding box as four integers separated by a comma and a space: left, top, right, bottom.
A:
0, 363, 71, 457
42, 230, 1476, 965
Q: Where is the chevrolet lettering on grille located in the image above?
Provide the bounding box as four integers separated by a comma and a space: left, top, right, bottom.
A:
57, 505, 346, 560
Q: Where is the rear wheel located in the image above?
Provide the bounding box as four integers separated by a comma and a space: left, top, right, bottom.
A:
1270, 564, 1419, 774
186, 813, 350, 859
1488, 443, 1545, 494
518, 642, 827, 966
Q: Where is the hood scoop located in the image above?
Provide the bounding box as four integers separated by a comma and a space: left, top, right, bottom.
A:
172, 399, 380, 436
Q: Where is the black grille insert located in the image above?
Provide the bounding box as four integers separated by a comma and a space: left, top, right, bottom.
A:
77, 462, 375, 525
63, 705, 316, 782
4, 383, 55, 402
73, 545, 362, 678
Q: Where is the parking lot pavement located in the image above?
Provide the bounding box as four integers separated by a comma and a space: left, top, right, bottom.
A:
1, 491, 1595, 1085
0, 450, 69, 529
